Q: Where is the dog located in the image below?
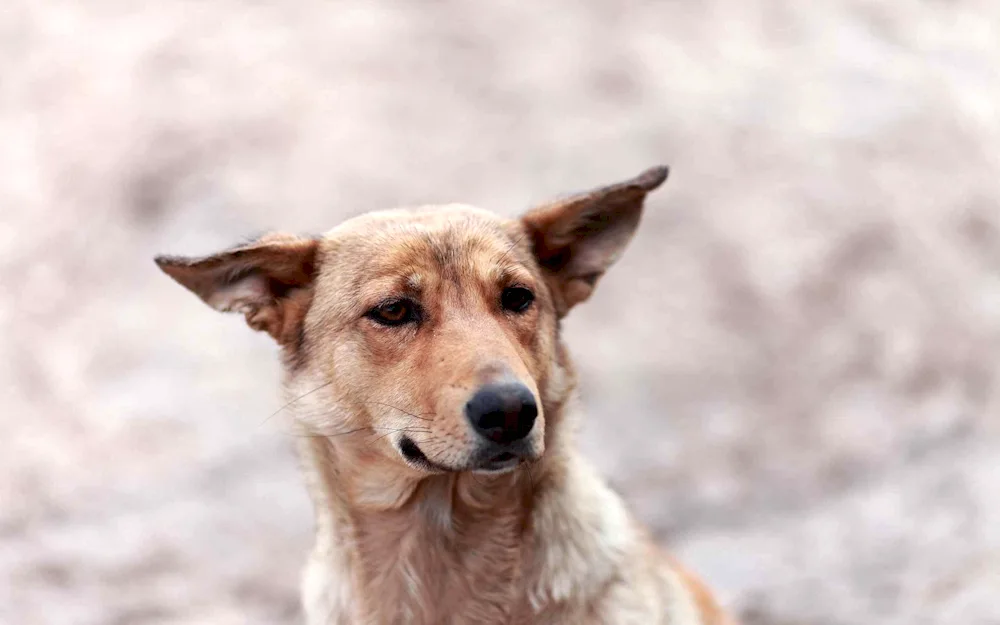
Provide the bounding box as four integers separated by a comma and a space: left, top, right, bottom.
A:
156, 166, 733, 624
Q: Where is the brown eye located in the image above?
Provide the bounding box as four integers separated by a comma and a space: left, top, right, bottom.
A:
367, 299, 419, 326
501, 287, 534, 313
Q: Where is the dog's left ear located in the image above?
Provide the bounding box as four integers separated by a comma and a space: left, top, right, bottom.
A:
521, 165, 669, 315
155, 233, 319, 344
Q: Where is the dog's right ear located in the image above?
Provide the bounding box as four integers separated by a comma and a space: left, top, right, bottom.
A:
155, 233, 319, 345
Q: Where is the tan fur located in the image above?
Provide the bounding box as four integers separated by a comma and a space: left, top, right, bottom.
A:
157, 166, 735, 624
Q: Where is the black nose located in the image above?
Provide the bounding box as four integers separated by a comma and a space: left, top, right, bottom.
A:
465, 382, 538, 445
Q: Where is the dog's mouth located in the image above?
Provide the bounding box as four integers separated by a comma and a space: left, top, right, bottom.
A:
398, 437, 525, 474
398, 436, 450, 472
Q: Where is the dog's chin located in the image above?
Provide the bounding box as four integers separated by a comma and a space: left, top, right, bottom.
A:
397, 436, 536, 475
470, 451, 522, 475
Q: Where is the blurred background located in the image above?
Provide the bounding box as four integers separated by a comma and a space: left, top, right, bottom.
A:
2, 1, 999, 624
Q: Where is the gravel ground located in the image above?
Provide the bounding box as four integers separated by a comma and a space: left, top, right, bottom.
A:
2, 1, 999, 623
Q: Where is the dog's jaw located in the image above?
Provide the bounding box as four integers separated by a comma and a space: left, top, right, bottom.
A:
297, 432, 539, 623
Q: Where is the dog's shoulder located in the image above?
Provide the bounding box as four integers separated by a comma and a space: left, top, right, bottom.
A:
525, 452, 733, 624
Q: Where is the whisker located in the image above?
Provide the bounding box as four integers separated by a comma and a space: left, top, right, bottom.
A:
277, 426, 370, 440
259, 381, 334, 426
278, 423, 428, 440
367, 426, 432, 445
504, 232, 526, 256
367, 401, 434, 422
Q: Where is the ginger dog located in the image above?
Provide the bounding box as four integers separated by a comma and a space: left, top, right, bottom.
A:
156, 166, 733, 624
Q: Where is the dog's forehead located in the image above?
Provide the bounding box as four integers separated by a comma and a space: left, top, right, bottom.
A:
316, 204, 532, 283
329, 204, 517, 252
328, 203, 507, 236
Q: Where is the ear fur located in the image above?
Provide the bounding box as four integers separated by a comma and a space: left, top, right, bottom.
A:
521, 165, 669, 315
155, 233, 319, 344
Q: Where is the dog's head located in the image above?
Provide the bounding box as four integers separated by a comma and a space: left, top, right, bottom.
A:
157, 167, 668, 477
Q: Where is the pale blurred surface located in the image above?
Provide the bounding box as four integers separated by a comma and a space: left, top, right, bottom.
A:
2, 2, 999, 624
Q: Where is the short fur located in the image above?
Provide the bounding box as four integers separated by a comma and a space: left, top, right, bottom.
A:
157, 166, 735, 625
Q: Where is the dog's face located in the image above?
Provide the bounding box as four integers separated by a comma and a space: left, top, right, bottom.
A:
157, 167, 667, 477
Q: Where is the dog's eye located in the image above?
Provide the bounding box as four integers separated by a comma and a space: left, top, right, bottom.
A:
501, 287, 534, 313
367, 299, 418, 326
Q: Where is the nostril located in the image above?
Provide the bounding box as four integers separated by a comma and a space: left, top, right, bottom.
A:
516, 399, 538, 438
465, 382, 538, 444
519, 397, 538, 421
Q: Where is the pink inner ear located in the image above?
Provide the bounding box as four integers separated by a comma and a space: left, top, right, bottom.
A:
205, 273, 271, 313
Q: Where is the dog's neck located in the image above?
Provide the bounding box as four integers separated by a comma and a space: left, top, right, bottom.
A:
296, 400, 636, 625
298, 432, 553, 623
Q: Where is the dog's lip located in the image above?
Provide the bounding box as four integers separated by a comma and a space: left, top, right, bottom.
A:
398, 436, 451, 473
476, 439, 541, 468
398, 437, 529, 473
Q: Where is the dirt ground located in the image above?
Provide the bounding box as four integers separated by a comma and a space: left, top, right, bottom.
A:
2, 1, 999, 624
